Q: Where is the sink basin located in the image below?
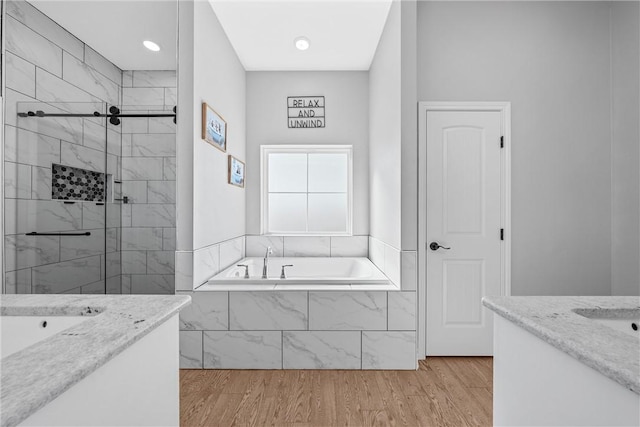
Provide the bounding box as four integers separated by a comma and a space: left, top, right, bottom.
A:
1, 315, 91, 358
573, 308, 640, 338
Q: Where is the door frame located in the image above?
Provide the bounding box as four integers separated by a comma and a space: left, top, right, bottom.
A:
417, 101, 512, 358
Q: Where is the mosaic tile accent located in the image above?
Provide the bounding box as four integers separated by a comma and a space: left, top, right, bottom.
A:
52, 164, 105, 202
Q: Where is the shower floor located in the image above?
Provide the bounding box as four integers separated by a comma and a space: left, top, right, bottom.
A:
179, 357, 492, 426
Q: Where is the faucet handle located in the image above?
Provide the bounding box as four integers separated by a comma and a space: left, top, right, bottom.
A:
237, 264, 250, 279
280, 264, 294, 279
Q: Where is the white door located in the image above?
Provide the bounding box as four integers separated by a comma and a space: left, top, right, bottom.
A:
426, 110, 503, 356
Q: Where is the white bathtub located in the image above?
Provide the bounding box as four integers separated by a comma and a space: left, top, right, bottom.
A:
202, 257, 396, 291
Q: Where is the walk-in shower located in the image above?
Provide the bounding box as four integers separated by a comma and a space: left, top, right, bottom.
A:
5, 101, 177, 295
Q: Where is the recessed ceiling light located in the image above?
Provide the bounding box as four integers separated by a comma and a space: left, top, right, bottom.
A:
294, 37, 310, 51
143, 40, 161, 52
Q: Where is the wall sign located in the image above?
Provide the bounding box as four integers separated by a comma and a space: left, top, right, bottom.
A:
287, 96, 325, 129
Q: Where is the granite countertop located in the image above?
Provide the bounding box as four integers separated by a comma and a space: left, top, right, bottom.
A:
483, 296, 640, 395
0, 294, 191, 427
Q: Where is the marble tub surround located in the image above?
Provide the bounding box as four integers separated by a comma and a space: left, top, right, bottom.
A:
245, 235, 369, 257
178, 290, 417, 370
368, 236, 416, 289
483, 296, 640, 394
0, 294, 191, 427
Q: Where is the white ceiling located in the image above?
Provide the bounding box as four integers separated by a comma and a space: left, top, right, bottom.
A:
208, 0, 394, 71
29, 1, 177, 71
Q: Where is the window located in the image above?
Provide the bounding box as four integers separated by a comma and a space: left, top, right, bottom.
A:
261, 145, 353, 235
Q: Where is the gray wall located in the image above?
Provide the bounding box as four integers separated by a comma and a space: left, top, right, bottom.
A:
245, 71, 370, 236
418, 1, 623, 296
369, 1, 402, 249
176, 0, 247, 290
611, 1, 640, 296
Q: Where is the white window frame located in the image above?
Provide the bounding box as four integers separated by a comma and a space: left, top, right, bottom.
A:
260, 145, 353, 236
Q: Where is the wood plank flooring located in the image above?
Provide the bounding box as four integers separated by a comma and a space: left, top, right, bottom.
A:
180, 357, 493, 427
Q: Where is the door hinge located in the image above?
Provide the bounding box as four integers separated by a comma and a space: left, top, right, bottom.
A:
500, 228, 504, 241
500, 136, 504, 148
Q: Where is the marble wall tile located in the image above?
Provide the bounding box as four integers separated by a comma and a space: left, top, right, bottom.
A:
219, 237, 244, 270
122, 117, 148, 134
105, 252, 121, 278
84, 46, 122, 85
203, 331, 282, 369
60, 228, 105, 261
82, 120, 107, 152
149, 113, 177, 134
121, 227, 163, 251
330, 236, 368, 257
283, 331, 361, 369
106, 204, 121, 229
122, 87, 164, 106
19, 107, 84, 145
178, 291, 228, 330
122, 157, 164, 180
121, 275, 132, 294
36, 68, 101, 104
62, 52, 119, 105
229, 292, 307, 330
283, 236, 330, 257
369, 237, 385, 269
163, 228, 176, 250
5, 234, 59, 270
193, 245, 220, 285
106, 276, 122, 294
122, 181, 148, 204
121, 205, 132, 227
122, 71, 134, 88
245, 235, 284, 257
4, 162, 32, 199
175, 251, 194, 291
384, 245, 401, 286
106, 228, 118, 253
81, 280, 105, 294
309, 292, 387, 330
401, 251, 417, 291
131, 133, 176, 157
131, 204, 175, 227
163, 157, 176, 180
82, 203, 105, 229
32, 255, 101, 293
61, 141, 105, 173
121, 134, 133, 156
5, 199, 82, 234
6, 0, 84, 60
132, 70, 177, 88
6, 52, 36, 97
5, 269, 32, 294
362, 331, 416, 370
122, 250, 147, 274
147, 251, 175, 275
147, 181, 176, 204
5, 16, 62, 77
180, 331, 203, 369
164, 88, 177, 106
131, 274, 173, 294
106, 128, 121, 156
4, 126, 60, 168
388, 292, 416, 331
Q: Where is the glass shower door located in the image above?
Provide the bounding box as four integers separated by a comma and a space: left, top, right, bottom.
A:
4, 101, 120, 294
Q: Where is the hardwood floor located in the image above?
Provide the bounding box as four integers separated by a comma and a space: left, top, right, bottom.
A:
180, 357, 493, 427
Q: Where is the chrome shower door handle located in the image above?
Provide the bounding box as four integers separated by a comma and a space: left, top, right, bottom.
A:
280, 265, 294, 279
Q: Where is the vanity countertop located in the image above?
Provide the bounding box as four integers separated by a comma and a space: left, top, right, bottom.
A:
482, 296, 640, 395
0, 294, 191, 427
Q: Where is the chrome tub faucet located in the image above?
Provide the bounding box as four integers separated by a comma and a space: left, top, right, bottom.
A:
262, 246, 273, 279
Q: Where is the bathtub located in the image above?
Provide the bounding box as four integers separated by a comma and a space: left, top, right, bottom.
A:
201, 257, 397, 291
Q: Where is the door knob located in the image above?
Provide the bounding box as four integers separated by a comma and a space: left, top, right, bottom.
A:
430, 242, 451, 251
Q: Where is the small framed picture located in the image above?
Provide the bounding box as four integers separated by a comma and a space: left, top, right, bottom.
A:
202, 103, 227, 152
228, 155, 245, 188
